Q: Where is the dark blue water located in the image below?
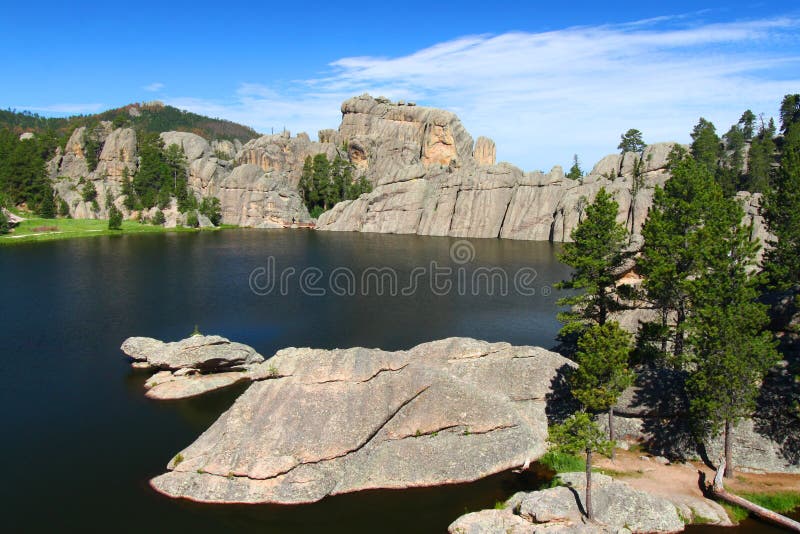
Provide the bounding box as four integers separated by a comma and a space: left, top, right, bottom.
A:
0, 230, 568, 532
1, 229, 792, 532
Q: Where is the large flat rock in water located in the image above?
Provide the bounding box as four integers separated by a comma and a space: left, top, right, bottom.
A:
150, 338, 574, 504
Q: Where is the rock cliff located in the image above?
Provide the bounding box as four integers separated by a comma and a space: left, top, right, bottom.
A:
316, 95, 768, 245
48, 126, 312, 226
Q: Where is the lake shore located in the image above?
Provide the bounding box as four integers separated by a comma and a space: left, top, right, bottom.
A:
0, 215, 234, 245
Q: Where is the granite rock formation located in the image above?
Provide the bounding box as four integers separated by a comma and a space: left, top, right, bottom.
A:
147, 337, 575, 504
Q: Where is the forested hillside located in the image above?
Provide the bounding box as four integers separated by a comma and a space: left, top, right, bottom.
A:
0, 102, 259, 144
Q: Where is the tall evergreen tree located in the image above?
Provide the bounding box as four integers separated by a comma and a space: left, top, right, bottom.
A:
738, 110, 756, 140
108, 203, 123, 230
763, 116, 800, 289
690, 118, 721, 174
638, 157, 729, 360
557, 188, 629, 337
745, 118, 776, 193
570, 322, 634, 459
39, 186, 55, 218
686, 195, 778, 477
779, 94, 800, 133
567, 154, 582, 179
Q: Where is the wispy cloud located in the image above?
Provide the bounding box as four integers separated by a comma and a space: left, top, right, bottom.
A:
22, 103, 106, 115
143, 82, 165, 92
168, 15, 800, 170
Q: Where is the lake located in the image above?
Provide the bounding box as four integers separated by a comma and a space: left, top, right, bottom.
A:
0, 230, 793, 532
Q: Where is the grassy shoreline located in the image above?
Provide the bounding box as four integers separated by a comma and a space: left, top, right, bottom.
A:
0, 216, 234, 245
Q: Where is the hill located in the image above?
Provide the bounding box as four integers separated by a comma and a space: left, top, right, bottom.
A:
0, 101, 259, 143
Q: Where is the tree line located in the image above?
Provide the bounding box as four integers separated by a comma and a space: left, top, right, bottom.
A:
550, 93, 800, 520
298, 153, 372, 218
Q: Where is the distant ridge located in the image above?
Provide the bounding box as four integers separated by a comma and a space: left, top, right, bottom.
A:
0, 102, 259, 142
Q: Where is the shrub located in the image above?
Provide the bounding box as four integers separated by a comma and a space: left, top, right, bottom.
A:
58, 198, 70, 217
81, 181, 97, 202
39, 189, 56, 218
537, 451, 587, 473
0, 209, 9, 235
108, 204, 123, 230
186, 211, 199, 228
199, 196, 222, 226
152, 209, 166, 226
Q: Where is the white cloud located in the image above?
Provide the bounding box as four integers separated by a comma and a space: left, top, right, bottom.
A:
22, 103, 106, 115
168, 15, 800, 171
143, 82, 165, 92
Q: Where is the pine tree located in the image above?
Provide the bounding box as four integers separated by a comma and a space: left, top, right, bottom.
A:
81, 180, 97, 202
199, 196, 222, 226
312, 153, 331, 210
745, 118, 776, 194
108, 203, 123, 230
763, 117, 800, 289
570, 322, 634, 459
686, 195, 778, 477
39, 187, 56, 218
557, 188, 629, 337
690, 118, 721, 174
0, 207, 9, 234
618, 129, 646, 153
638, 157, 729, 360
549, 412, 612, 520
121, 167, 136, 211
567, 154, 582, 180
58, 198, 70, 218
738, 110, 756, 140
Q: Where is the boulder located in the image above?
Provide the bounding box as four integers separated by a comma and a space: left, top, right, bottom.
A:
449, 472, 686, 533
149, 337, 575, 504
120, 335, 264, 371
160, 131, 211, 162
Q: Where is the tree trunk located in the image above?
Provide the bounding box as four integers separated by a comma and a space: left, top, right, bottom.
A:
609, 407, 616, 461
724, 419, 733, 478
585, 449, 593, 519
673, 306, 686, 357
712, 460, 800, 531
660, 307, 669, 353
598, 288, 607, 326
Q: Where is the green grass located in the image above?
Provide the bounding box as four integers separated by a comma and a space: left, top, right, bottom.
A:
739, 491, 800, 514
0, 216, 228, 245
720, 502, 749, 524
538, 451, 586, 473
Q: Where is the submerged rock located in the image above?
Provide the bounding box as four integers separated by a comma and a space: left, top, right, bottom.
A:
149, 337, 575, 504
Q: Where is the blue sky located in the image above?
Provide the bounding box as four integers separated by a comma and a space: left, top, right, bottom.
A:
2, 1, 798, 170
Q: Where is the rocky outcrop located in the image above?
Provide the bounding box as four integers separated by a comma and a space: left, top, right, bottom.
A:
449, 472, 688, 533
314, 95, 678, 242
148, 337, 575, 504
236, 131, 337, 188
48, 125, 312, 226
121, 335, 264, 371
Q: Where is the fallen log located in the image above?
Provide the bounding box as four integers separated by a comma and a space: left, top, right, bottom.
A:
711, 459, 800, 532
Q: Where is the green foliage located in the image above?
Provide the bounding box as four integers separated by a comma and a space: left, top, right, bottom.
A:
185, 210, 199, 228
38, 187, 56, 218
83, 129, 102, 172
120, 168, 136, 211
298, 153, 372, 216
58, 198, 70, 217
0, 208, 9, 235
173, 453, 184, 466
738, 110, 756, 140
618, 129, 646, 153
191, 324, 201, 337
739, 491, 800, 514
134, 134, 191, 211
0, 102, 258, 143
0, 128, 54, 208
566, 154, 582, 180
638, 157, 731, 360
81, 180, 97, 202
199, 196, 222, 226
538, 451, 586, 473
720, 502, 749, 524
686, 191, 779, 445
744, 118, 776, 193
571, 322, 634, 412
690, 118, 721, 174
152, 209, 166, 226
779, 94, 800, 133
763, 119, 800, 289
549, 412, 613, 457
107, 203, 123, 230
557, 188, 630, 337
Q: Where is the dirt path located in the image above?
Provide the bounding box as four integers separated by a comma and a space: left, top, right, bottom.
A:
594, 449, 800, 523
